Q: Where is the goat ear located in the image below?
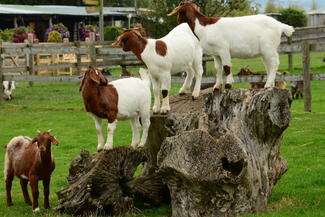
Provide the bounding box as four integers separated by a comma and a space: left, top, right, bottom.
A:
112, 35, 123, 47
79, 75, 86, 92
89, 69, 101, 84
50, 136, 59, 146
31, 137, 38, 146
167, 6, 181, 16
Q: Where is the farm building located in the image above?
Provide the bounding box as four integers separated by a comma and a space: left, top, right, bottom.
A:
308, 11, 325, 26
0, 4, 139, 41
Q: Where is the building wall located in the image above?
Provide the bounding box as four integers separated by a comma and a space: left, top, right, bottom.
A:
308, 14, 325, 26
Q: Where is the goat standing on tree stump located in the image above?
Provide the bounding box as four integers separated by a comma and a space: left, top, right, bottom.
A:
168, 1, 294, 90
4, 131, 59, 212
112, 24, 203, 114
80, 67, 151, 151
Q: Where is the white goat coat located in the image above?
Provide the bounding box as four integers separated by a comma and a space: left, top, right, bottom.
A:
196, 15, 292, 58
141, 23, 202, 76
110, 77, 151, 120
139, 23, 203, 114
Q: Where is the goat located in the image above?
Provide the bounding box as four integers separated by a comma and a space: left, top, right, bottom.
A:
80, 67, 151, 151
291, 81, 304, 99
112, 24, 203, 114
168, 1, 294, 90
237, 66, 287, 89
4, 131, 59, 212
2, 81, 15, 101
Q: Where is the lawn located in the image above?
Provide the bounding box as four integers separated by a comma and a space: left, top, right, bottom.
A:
0, 52, 324, 217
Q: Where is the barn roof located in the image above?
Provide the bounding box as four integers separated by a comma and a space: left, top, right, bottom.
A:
0, 4, 134, 16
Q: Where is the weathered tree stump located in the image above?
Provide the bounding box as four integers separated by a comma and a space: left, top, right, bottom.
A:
144, 88, 291, 217
56, 147, 169, 216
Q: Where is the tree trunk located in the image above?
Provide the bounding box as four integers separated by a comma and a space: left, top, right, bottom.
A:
55, 147, 169, 216
145, 88, 291, 217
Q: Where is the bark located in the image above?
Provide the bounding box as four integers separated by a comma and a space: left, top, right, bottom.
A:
55, 147, 169, 216
145, 88, 291, 217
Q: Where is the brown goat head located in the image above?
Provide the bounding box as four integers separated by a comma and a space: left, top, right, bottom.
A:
237, 65, 253, 76
112, 28, 146, 52
168, 1, 199, 24
31, 132, 59, 152
80, 67, 108, 92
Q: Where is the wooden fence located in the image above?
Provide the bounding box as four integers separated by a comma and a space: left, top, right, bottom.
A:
1, 26, 325, 112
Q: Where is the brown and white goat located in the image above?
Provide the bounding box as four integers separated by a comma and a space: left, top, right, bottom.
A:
4, 131, 59, 212
237, 66, 287, 89
80, 67, 151, 151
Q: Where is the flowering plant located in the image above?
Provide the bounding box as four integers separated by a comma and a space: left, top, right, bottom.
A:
80, 24, 100, 41
12, 26, 36, 43
45, 23, 70, 41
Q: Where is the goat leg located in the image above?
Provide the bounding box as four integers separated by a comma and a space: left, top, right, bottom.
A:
30, 176, 40, 212
20, 179, 32, 205
43, 178, 50, 209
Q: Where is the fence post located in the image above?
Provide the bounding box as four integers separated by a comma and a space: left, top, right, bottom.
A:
89, 32, 96, 67
75, 41, 82, 74
287, 36, 293, 71
302, 40, 311, 112
27, 33, 34, 87
0, 41, 3, 105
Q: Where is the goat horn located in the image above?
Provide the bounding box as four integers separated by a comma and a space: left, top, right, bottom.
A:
37, 130, 41, 133
48, 129, 52, 132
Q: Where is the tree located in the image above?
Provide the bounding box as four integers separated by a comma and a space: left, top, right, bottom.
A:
278, 8, 307, 27
0, 0, 84, 5
311, 0, 318, 11
265, 0, 278, 13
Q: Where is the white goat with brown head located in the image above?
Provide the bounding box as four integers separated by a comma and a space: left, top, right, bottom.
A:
168, 1, 294, 90
112, 24, 203, 114
80, 67, 151, 151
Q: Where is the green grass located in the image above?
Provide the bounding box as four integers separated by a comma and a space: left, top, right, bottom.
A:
0, 52, 324, 217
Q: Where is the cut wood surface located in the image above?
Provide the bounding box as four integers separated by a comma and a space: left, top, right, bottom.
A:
143, 87, 291, 217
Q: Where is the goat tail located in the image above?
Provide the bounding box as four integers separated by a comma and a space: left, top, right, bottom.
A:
282, 24, 295, 37
139, 68, 151, 88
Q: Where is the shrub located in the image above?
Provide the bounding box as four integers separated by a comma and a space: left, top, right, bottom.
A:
47, 30, 63, 42
104, 26, 122, 41
45, 23, 70, 41
0, 28, 14, 41
278, 8, 307, 27
80, 24, 100, 41
12, 26, 37, 43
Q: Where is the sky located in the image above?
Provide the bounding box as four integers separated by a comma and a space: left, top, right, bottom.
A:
253, 0, 325, 12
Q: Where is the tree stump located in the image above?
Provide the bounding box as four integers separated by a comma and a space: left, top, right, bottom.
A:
144, 88, 291, 217
56, 147, 169, 216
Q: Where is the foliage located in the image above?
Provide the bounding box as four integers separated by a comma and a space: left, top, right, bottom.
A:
0, 28, 14, 41
104, 26, 122, 41
195, 0, 253, 17
45, 23, 70, 41
0, 0, 84, 5
310, 0, 318, 11
12, 26, 37, 43
47, 30, 63, 42
80, 24, 100, 41
278, 8, 307, 27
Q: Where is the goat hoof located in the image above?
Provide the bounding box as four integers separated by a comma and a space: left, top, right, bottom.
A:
192, 96, 198, 100
97, 149, 103, 153
213, 87, 221, 93
179, 92, 186, 96
225, 84, 232, 89
33, 207, 40, 212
